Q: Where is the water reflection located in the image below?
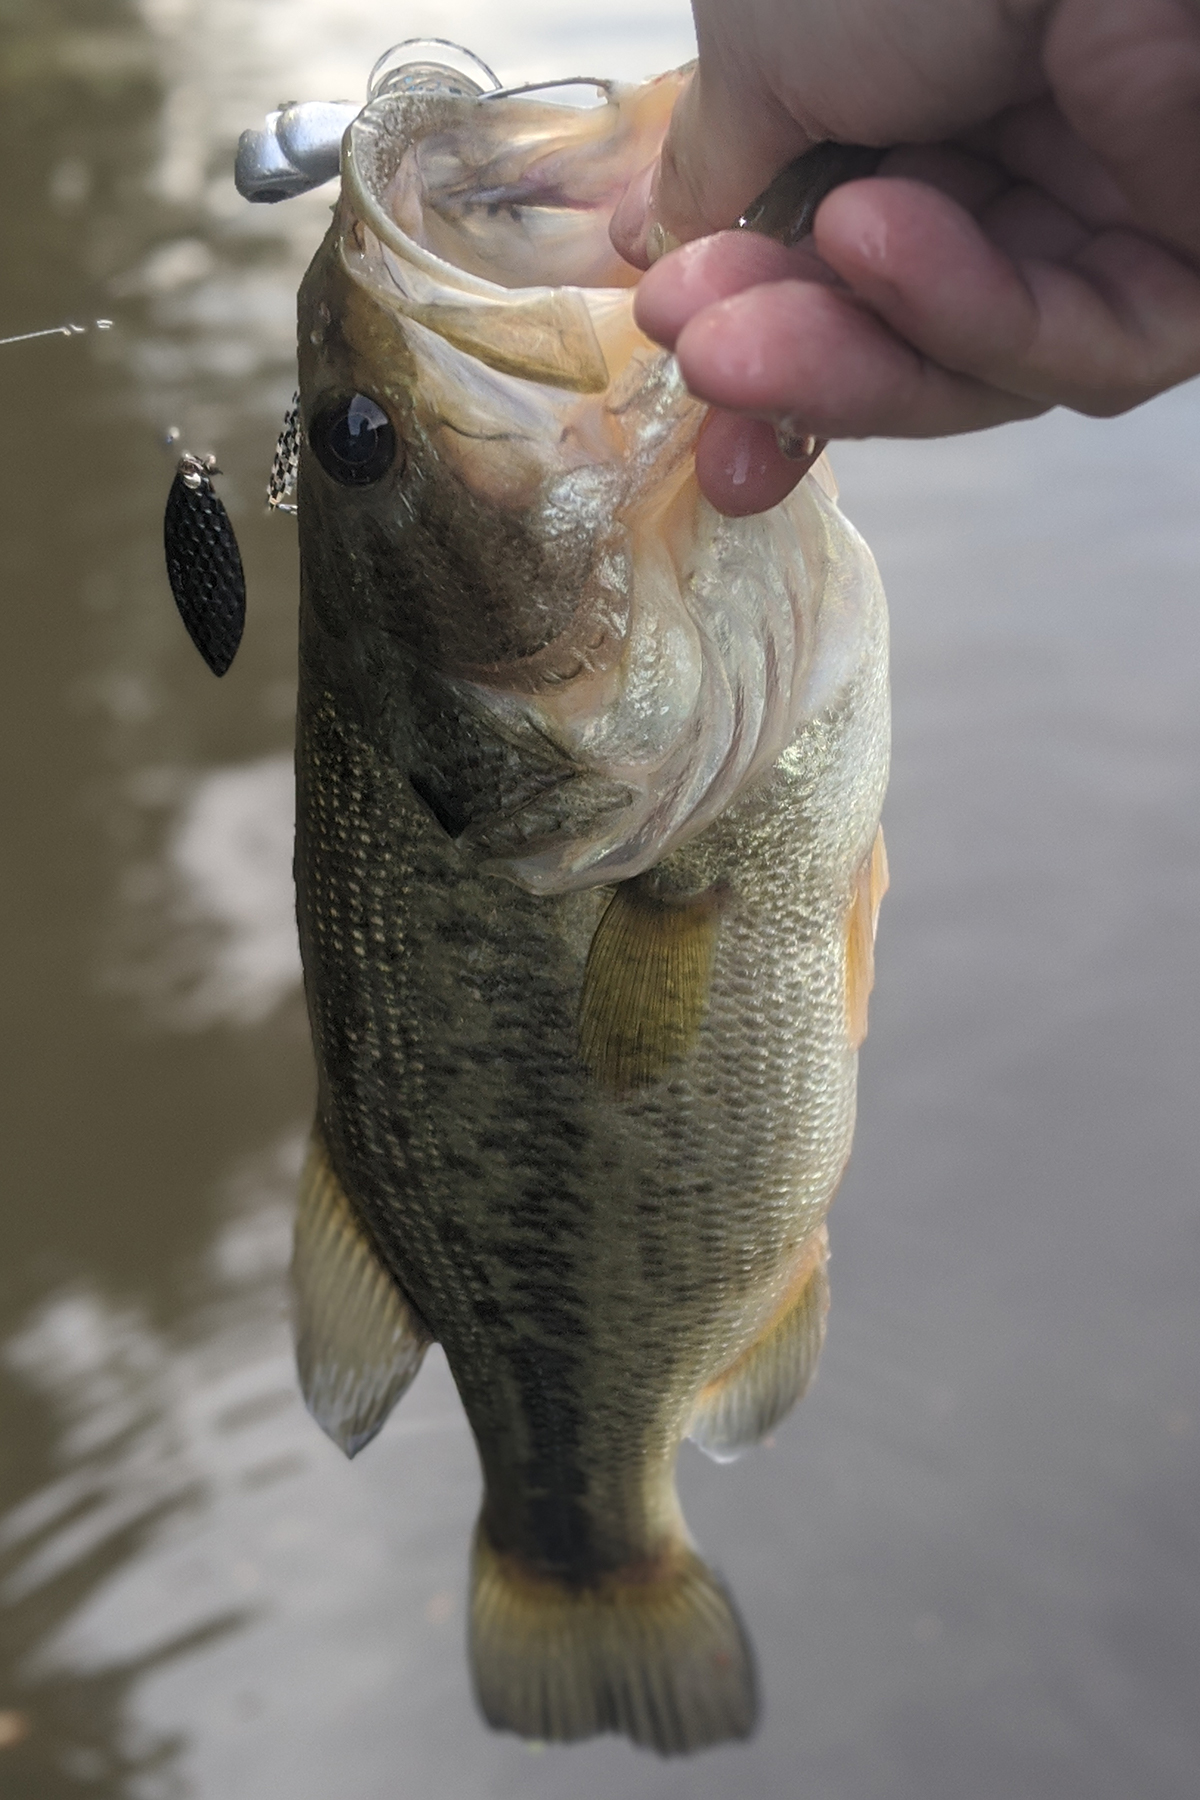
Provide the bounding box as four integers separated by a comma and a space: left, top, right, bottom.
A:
113, 756, 299, 1028
2, 1, 1198, 1796
0, 1132, 472, 1799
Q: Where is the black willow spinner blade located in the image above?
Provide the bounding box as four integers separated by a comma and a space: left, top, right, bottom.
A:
163, 453, 246, 675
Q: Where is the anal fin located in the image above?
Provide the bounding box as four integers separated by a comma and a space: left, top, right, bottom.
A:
846, 825, 888, 1049
579, 879, 720, 1092
292, 1126, 432, 1457
688, 1228, 830, 1463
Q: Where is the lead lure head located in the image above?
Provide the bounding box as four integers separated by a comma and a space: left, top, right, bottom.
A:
163, 452, 246, 676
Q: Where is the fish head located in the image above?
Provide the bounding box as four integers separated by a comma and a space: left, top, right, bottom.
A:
298, 68, 873, 893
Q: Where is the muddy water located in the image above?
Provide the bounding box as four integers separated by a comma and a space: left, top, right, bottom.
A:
1, 4, 1197, 1797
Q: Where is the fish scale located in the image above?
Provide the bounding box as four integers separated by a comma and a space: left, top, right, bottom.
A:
297, 566, 885, 1544
275, 54, 891, 1755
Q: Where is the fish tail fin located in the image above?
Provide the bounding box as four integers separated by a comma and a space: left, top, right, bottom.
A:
468, 1528, 758, 1754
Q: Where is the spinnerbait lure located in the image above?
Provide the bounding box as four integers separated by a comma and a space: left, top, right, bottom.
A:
163, 452, 246, 676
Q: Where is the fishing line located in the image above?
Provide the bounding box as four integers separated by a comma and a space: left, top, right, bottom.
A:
0, 318, 113, 347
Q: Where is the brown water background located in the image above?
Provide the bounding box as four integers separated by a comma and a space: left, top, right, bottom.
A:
1, 3, 1198, 1796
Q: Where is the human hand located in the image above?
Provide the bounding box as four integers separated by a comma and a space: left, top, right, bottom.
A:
611, 0, 1200, 515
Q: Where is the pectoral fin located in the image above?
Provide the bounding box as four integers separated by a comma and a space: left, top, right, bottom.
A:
292, 1127, 432, 1457
688, 1228, 830, 1463
845, 825, 888, 1050
579, 880, 720, 1092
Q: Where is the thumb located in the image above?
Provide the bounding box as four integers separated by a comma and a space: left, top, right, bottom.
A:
610, 63, 811, 266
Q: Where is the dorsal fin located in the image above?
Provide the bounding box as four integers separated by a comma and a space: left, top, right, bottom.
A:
292, 1127, 433, 1457
578, 880, 721, 1092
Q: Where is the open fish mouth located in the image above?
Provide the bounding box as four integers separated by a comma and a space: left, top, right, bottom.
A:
335, 57, 688, 397
291, 42, 876, 900
346, 75, 675, 299
240, 42, 680, 302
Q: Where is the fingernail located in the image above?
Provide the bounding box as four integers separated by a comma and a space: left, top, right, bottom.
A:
610, 163, 659, 269
645, 221, 681, 265
775, 420, 826, 465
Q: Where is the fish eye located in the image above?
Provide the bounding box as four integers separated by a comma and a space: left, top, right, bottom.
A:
309, 393, 400, 486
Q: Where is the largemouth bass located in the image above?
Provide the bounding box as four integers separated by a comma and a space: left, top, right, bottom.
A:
288, 56, 889, 1755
